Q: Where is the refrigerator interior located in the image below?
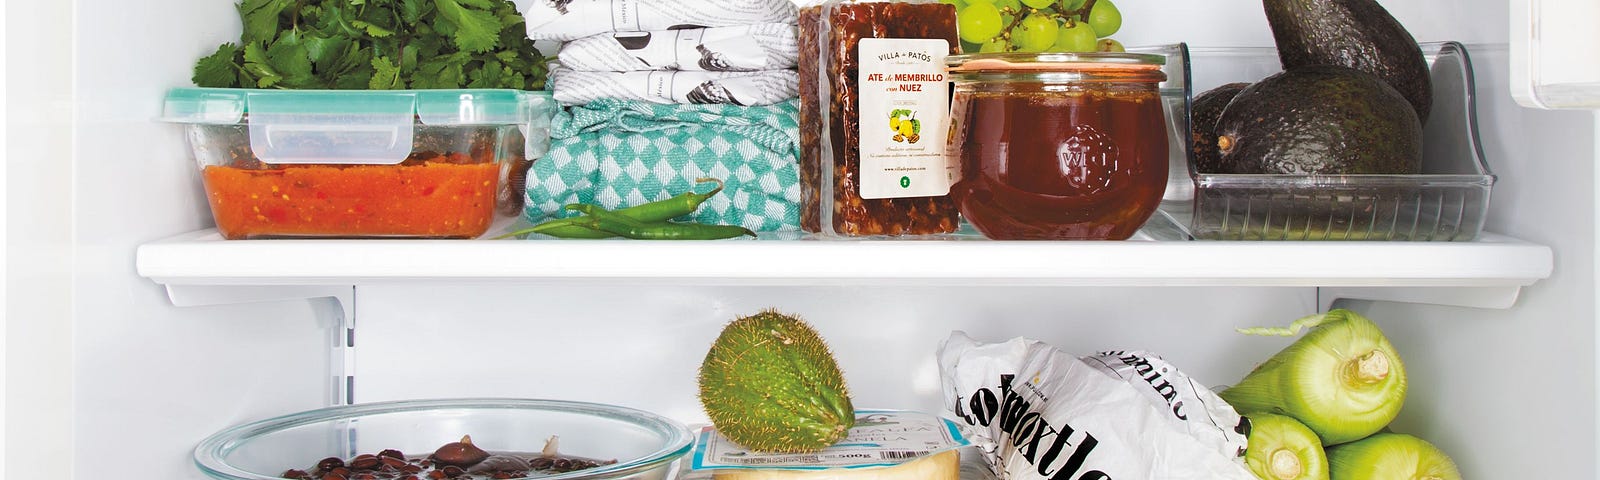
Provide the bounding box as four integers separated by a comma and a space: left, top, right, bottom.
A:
4, 0, 1598, 478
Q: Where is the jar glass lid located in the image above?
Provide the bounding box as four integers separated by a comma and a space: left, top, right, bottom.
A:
948, 52, 1166, 72
947, 52, 1167, 82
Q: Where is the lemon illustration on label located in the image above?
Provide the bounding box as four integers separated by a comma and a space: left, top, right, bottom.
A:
890, 109, 922, 144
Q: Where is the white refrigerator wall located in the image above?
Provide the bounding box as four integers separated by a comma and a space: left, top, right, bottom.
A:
8, 0, 1586, 480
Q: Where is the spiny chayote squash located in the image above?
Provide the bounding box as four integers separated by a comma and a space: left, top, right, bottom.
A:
698, 309, 854, 453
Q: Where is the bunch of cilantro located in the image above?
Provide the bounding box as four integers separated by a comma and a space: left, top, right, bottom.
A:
194, 0, 549, 90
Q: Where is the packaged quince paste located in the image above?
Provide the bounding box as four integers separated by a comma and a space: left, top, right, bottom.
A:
798, 0, 961, 236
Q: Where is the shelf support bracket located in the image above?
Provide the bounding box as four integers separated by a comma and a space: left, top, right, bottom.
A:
162, 284, 357, 406
1318, 286, 1525, 311
163, 285, 355, 322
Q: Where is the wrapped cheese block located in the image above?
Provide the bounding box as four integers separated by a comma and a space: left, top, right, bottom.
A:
712, 449, 959, 480
798, 1, 961, 236
558, 24, 799, 72
684, 411, 970, 480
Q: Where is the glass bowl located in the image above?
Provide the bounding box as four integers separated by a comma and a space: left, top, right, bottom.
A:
194, 398, 694, 480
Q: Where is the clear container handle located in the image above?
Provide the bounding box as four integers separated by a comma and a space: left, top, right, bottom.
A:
246, 91, 417, 165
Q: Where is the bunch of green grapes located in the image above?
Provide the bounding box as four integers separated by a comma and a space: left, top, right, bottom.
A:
945, 0, 1126, 54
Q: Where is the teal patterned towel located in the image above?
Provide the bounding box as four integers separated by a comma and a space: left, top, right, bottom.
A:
524, 98, 802, 232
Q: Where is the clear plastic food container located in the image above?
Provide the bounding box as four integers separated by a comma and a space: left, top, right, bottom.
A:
193, 398, 694, 480
1166, 42, 1494, 241
163, 88, 557, 239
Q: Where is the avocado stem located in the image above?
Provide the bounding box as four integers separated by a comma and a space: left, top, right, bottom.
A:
1217, 135, 1235, 154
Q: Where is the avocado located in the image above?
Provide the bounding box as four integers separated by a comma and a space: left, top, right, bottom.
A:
1191, 82, 1251, 173
1214, 65, 1422, 175
1264, 0, 1432, 124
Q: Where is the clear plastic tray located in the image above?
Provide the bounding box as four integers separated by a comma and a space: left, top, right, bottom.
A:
1159, 42, 1494, 241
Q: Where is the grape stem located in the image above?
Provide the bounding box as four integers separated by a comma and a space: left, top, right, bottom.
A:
999, 7, 1027, 42
1002, 0, 1098, 50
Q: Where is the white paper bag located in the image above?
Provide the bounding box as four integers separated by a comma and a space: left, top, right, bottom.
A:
937, 332, 1256, 480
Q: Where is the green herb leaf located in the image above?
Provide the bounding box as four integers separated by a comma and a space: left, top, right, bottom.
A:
414, 52, 470, 89
351, 20, 397, 38
370, 56, 404, 89
400, 0, 430, 23
237, 0, 290, 45
301, 35, 349, 76
310, 2, 362, 40
433, 0, 502, 53
334, 68, 376, 89
411, 34, 445, 59
194, 43, 243, 88
401, 43, 421, 75
200, 0, 548, 90
265, 33, 316, 88
466, 60, 506, 88
241, 41, 283, 87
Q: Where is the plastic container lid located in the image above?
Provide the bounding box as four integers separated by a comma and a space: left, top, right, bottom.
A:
162, 88, 550, 125
162, 88, 556, 165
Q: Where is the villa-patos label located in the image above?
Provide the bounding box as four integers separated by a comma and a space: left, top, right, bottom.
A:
857, 38, 957, 200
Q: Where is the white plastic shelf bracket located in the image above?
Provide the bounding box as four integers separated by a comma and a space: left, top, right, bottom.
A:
1318, 286, 1524, 312
161, 284, 357, 405
163, 284, 355, 324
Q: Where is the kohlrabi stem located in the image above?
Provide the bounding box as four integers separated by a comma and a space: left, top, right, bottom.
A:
1268, 449, 1303, 480
1345, 350, 1392, 386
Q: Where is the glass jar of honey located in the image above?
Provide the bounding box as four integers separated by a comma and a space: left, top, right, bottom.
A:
947, 53, 1169, 240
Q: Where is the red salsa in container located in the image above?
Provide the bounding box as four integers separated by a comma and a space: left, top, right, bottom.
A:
947, 53, 1169, 240
203, 152, 501, 240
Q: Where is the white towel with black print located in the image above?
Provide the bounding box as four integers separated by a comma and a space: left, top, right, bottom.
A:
557, 24, 798, 72
516, 0, 799, 41
550, 68, 798, 106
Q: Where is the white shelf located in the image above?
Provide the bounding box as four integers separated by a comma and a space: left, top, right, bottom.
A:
137, 229, 1552, 293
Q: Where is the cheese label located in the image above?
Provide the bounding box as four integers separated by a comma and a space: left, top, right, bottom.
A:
691, 410, 970, 471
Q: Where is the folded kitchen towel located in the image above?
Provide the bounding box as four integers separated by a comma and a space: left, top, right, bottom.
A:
524, 98, 802, 232
558, 24, 799, 72
516, 0, 799, 41
550, 68, 799, 106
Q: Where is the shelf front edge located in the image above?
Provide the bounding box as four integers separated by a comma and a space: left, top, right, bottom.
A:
135, 230, 1554, 288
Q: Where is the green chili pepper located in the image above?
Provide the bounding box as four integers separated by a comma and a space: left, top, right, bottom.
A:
566, 205, 757, 240
496, 178, 726, 239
